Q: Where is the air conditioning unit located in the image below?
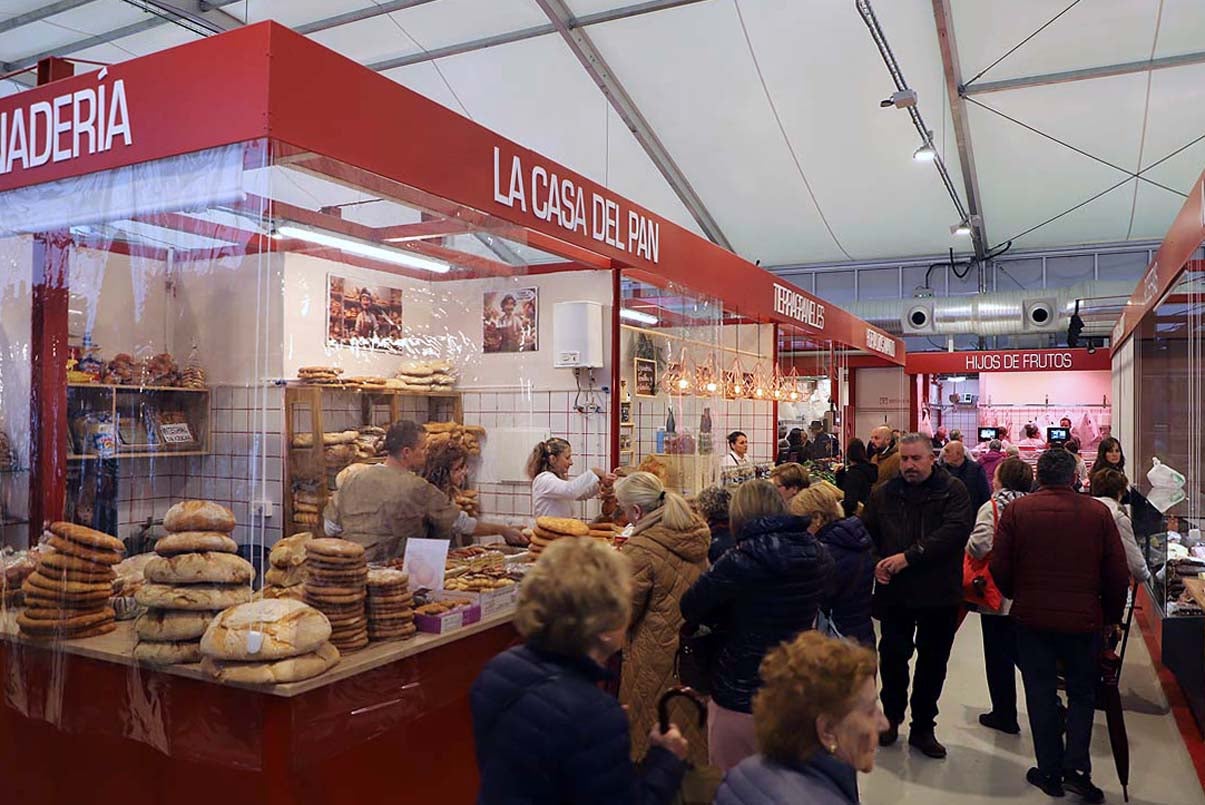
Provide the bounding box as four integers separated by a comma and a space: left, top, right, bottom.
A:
903, 303, 933, 334
1023, 298, 1058, 331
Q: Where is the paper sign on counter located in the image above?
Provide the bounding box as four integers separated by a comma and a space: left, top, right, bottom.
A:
402, 538, 451, 591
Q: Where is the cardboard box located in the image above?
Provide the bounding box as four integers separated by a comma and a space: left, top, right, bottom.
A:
414, 596, 481, 634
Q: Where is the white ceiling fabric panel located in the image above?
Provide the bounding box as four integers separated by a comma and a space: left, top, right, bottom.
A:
951, 0, 1161, 84
244, 0, 366, 29
383, 33, 704, 236
0, 0, 157, 58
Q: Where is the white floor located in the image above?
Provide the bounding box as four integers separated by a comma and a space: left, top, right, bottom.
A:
860, 614, 1205, 805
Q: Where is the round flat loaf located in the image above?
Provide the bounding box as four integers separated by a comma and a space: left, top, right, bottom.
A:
145, 553, 255, 585
262, 585, 305, 601
292, 513, 320, 526
39, 550, 116, 575
306, 538, 365, 560
18, 608, 115, 632
325, 610, 367, 625
367, 594, 414, 607
201, 642, 340, 685
49, 521, 125, 552
331, 636, 368, 652
24, 571, 113, 595
135, 583, 252, 611
304, 589, 365, 605
135, 610, 214, 641
44, 535, 122, 565
22, 621, 117, 641
535, 517, 589, 537
134, 639, 203, 666
155, 532, 238, 556
370, 622, 417, 637
22, 592, 109, 609
36, 560, 116, 583
367, 568, 408, 588
164, 501, 236, 534
21, 605, 108, 621
531, 528, 568, 542
264, 565, 305, 588
201, 599, 332, 661
268, 533, 311, 568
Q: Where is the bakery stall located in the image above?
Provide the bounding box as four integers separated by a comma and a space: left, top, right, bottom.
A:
906, 348, 1114, 470
0, 24, 900, 803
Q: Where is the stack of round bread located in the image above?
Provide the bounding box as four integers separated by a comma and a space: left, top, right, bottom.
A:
303, 538, 369, 653
18, 522, 122, 640
291, 489, 324, 535
393, 360, 455, 392
200, 599, 339, 685
262, 532, 309, 601
587, 522, 620, 544
365, 568, 415, 642
133, 501, 253, 665
529, 517, 590, 557
298, 366, 343, 385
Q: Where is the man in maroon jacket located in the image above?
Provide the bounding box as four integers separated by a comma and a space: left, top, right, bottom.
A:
992, 449, 1128, 802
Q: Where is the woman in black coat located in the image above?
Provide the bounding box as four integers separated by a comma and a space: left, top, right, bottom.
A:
472, 539, 687, 804
1095, 437, 1162, 541
835, 438, 878, 517
680, 480, 834, 773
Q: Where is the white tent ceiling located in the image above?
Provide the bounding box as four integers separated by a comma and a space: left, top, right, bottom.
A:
0, 0, 1202, 268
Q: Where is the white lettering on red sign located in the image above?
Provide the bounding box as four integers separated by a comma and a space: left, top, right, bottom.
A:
492, 147, 659, 263
0, 75, 131, 175
773, 283, 825, 330
866, 328, 897, 357
964, 351, 1074, 371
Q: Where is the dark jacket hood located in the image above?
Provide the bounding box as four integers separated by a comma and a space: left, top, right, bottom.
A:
739, 515, 818, 566
818, 516, 872, 552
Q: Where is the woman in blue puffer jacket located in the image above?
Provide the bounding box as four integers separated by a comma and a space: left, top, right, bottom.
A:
679, 479, 834, 773
791, 485, 875, 647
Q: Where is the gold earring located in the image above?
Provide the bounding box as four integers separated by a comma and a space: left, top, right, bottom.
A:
828, 743, 837, 753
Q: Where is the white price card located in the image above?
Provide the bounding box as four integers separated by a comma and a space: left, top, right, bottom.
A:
402, 538, 451, 591
159, 422, 194, 444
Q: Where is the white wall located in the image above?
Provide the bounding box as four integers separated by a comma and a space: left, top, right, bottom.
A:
1112, 339, 1135, 470
854, 366, 910, 439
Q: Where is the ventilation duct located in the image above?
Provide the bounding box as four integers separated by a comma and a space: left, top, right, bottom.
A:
845, 281, 1133, 337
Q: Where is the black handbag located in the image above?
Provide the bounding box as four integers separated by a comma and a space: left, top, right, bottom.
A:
676, 622, 723, 695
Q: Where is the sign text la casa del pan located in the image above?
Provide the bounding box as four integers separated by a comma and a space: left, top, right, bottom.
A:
492, 146, 660, 263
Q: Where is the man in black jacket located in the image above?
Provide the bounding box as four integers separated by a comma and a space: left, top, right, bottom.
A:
940, 439, 991, 512
864, 433, 974, 759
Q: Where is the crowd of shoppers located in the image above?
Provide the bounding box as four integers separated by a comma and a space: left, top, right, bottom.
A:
472, 422, 1145, 804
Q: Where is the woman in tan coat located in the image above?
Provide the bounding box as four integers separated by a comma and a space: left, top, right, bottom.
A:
615, 471, 711, 767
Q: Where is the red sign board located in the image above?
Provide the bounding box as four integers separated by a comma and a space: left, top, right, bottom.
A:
906, 349, 1112, 375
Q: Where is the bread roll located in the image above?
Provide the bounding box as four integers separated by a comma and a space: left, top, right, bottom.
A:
200, 599, 332, 661
133, 639, 203, 666
155, 532, 238, 556
200, 642, 340, 684
268, 532, 311, 569
135, 610, 214, 641
163, 501, 236, 533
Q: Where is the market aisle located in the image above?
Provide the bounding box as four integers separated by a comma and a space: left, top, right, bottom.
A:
860, 613, 1205, 805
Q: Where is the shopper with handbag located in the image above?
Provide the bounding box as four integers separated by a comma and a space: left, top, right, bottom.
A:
965, 456, 1032, 735
791, 486, 875, 647
614, 472, 710, 768
471, 538, 688, 804
680, 480, 833, 772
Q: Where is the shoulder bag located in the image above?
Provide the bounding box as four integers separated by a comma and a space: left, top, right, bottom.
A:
962, 498, 1005, 612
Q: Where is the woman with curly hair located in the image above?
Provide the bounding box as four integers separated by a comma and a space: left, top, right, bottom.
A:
422, 439, 470, 501
717, 631, 887, 804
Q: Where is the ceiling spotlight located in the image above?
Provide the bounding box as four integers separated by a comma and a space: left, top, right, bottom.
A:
951, 220, 972, 236
913, 143, 936, 162
946, 375, 967, 383
880, 89, 918, 109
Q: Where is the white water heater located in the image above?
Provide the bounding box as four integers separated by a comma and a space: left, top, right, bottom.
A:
553, 301, 604, 368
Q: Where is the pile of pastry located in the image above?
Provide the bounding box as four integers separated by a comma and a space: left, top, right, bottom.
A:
17, 523, 122, 640
2, 550, 37, 608
303, 538, 369, 654
366, 568, 415, 642
200, 599, 340, 685
133, 502, 253, 666
101, 353, 142, 385
393, 361, 455, 392
588, 522, 621, 544
179, 364, 207, 389
446, 545, 505, 573
345, 376, 388, 387
291, 429, 360, 449
443, 566, 514, 593
453, 488, 480, 517
414, 599, 471, 617
354, 425, 386, 460
263, 532, 309, 601
291, 488, 324, 534
297, 366, 344, 385
528, 517, 590, 557
424, 421, 485, 456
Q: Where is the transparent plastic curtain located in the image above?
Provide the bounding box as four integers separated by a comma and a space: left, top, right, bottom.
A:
0, 140, 276, 767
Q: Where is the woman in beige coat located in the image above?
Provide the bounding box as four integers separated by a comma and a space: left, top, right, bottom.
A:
615, 471, 711, 767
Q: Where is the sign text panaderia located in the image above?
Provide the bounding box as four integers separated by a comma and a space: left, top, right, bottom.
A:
492, 146, 660, 263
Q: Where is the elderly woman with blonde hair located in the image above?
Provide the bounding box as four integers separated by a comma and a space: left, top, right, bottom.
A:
791, 486, 875, 647
680, 479, 833, 772
613, 470, 711, 767
717, 631, 889, 804
471, 538, 688, 804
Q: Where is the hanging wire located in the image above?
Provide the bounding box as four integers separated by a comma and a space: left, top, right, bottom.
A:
962, 0, 1087, 88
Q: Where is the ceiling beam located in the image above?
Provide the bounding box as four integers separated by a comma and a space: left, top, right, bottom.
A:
931, 0, 987, 260
531, 0, 731, 250
369, 0, 710, 72
966, 49, 1205, 96
0, 0, 98, 34
2, 0, 245, 72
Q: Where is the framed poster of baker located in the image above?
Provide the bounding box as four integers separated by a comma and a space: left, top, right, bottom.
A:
483, 287, 538, 353
327, 274, 406, 353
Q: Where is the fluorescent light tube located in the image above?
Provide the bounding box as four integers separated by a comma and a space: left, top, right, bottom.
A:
275, 223, 450, 274
620, 308, 658, 325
